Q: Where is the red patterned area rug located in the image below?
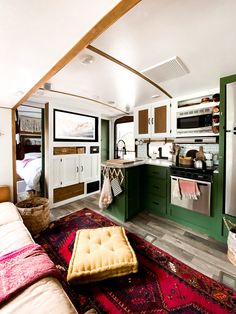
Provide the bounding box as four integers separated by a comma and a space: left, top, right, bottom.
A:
35, 208, 236, 314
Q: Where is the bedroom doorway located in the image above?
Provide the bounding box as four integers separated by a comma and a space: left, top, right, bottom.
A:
15, 104, 45, 202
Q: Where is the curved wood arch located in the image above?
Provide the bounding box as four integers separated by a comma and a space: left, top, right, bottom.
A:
87, 45, 172, 99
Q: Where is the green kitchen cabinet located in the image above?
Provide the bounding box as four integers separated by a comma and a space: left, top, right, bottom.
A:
105, 166, 141, 222
141, 165, 168, 217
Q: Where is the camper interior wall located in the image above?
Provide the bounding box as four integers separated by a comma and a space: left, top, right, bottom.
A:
47, 102, 101, 207
0, 108, 13, 199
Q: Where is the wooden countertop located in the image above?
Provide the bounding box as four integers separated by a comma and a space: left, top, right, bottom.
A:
101, 158, 172, 169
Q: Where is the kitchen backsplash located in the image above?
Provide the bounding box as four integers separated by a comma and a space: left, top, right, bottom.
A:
178, 143, 219, 157
137, 142, 173, 159
137, 142, 219, 160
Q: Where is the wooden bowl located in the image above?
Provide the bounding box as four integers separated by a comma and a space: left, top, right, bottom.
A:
179, 157, 193, 167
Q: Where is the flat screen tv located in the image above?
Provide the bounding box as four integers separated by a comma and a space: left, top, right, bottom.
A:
53, 109, 98, 142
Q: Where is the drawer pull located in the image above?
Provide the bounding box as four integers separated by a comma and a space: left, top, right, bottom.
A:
152, 172, 160, 175
153, 201, 159, 205
153, 185, 160, 189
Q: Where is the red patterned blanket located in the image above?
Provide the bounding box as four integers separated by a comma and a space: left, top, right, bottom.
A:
0, 243, 59, 305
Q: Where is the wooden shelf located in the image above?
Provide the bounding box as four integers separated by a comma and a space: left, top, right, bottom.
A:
53, 146, 86, 155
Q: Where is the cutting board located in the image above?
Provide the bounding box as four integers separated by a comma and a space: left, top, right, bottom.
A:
106, 159, 135, 165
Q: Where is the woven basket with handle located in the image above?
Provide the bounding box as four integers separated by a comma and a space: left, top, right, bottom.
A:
16, 197, 50, 235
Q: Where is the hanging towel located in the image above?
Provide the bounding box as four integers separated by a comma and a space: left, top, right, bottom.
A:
172, 178, 181, 200
179, 179, 200, 200
111, 177, 122, 196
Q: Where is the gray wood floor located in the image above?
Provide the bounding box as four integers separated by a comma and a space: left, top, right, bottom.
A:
51, 193, 236, 290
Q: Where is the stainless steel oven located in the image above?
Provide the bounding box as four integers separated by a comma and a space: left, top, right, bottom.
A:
170, 167, 212, 216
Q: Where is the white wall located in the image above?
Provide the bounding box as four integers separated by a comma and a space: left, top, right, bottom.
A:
0, 0, 122, 108
0, 109, 13, 198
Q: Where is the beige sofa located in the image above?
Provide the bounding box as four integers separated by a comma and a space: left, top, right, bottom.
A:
0, 202, 78, 314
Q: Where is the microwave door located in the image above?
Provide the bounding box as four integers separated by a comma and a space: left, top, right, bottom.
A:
177, 116, 199, 130
177, 114, 212, 133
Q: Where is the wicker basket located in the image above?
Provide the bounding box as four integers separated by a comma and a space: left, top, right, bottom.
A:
16, 197, 50, 235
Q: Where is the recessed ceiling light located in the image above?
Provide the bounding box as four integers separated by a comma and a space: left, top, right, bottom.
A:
150, 94, 160, 99
14, 90, 24, 96
79, 54, 94, 65
36, 89, 44, 95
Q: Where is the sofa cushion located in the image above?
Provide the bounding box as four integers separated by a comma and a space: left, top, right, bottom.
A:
0, 221, 33, 255
0, 202, 22, 226
67, 226, 138, 284
0, 277, 77, 314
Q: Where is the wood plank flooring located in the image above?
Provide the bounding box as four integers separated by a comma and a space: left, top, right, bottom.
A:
50, 193, 236, 290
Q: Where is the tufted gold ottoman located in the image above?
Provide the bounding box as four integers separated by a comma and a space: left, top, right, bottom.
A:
67, 226, 138, 284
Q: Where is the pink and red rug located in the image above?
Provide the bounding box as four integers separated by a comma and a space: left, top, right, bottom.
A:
35, 208, 236, 313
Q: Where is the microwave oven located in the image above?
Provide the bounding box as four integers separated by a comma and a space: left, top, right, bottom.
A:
176, 105, 214, 135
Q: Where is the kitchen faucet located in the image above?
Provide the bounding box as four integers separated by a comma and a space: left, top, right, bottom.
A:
116, 139, 126, 159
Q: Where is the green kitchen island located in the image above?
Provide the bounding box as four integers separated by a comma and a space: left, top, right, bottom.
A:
101, 160, 144, 222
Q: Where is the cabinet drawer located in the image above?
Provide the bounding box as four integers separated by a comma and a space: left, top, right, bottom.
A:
143, 193, 167, 216
53, 147, 77, 155
53, 183, 84, 203
143, 165, 167, 179
143, 177, 167, 197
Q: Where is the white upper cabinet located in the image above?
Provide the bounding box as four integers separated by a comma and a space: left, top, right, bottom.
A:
134, 101, 171, 139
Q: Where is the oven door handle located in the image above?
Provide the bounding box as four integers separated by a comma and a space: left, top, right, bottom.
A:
171, 175, 211, 186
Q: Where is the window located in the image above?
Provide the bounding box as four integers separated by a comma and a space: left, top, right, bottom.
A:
114, 116, 135, 159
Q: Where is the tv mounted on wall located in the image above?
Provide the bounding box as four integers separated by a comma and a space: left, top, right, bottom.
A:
53, 109, 98, 142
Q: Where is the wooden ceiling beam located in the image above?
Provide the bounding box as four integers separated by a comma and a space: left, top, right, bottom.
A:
13, 0, 142, 110
38, 88, 128, 114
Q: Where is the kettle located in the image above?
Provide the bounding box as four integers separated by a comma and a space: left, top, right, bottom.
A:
194, 159, 206, 169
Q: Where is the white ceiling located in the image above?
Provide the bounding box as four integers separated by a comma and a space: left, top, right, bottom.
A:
3, 0, 236, 117
0, 0, 121, 108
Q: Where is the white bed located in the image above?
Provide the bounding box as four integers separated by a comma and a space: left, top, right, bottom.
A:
16, 153, 42, 192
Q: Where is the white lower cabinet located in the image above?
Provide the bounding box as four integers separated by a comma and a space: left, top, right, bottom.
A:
53, 154, 99, 188
79, 154, 100, 182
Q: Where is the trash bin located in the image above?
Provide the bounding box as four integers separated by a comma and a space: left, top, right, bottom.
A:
16, 197, 50, 235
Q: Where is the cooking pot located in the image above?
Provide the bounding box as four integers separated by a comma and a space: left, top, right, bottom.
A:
194, 159, 206, 169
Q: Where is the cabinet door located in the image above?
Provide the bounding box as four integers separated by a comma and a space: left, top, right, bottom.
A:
61, 154, 79, 187
79, 154, 100, 182
151, 102, 171, 137
52, 156, 62, 188
134, 105, 151, 138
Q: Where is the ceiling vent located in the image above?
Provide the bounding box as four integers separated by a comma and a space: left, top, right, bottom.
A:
141, 56, 189, 83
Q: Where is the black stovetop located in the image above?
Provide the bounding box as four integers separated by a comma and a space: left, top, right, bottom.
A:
170, 164, 215, 174
170, 165, 215, 181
